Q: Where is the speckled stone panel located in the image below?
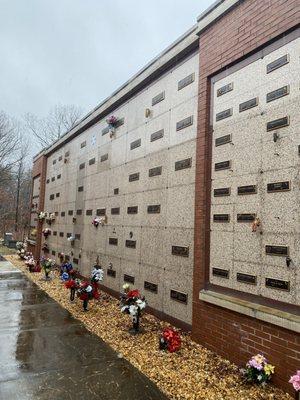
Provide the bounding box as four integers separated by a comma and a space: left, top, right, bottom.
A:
39, 51, 199, 325
210, 37, 300, 305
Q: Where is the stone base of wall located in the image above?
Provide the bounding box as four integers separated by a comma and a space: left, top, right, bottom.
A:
192, 300, 300, 395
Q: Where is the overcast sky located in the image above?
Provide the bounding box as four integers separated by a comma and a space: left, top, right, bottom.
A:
0, 0, 216, 121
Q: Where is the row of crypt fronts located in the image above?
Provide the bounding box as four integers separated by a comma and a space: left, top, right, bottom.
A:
28, 0, 300, 393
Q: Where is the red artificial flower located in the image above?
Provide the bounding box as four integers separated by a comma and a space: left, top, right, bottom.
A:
162, 328, 181, 353
127, 289, 140, 299
65, 280, 76, 289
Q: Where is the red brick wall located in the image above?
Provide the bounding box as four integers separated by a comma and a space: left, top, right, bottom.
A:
193, 0, 300, 393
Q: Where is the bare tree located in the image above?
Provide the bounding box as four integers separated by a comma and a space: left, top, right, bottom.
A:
0, 111, 22, 184
24, 104, 83, 148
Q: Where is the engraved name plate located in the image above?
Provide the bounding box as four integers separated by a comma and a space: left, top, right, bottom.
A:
170, 290, 188, 304
175, 157, 192, 171
125, 240, 136, 249
149, 166, 162, 177
267, 116, 289, 131
102, 126, 109, 136
267, 181, 290, 192
129, 172, 140, 182
267, 85, 289, 102
147, 205, 161, 214
214, 188, 230, 197
86, 209, 93, 216
171, 246, 189, 257
237, 273, 257, 285
124, 274, 135, 284
96, 208, 106, 216
212, 268, 229, 278
144, 281, 158, 293
215, 134, 231, 146
267, 54, 289, 74
178, 73, 195, 90
109, 238, 118, 245
237, 213, 256, 222
238, 185, 257, 195
73, 258, 79, 264
239, 98, 258, 112
100, 153, 108, 162
127, 206, 138, 214
176, 116, 193, 131
152, 91, 165, 106
89, 158, 95, 165
107, 269, 116, 278
75, 234, 80, 240
265, 245, 288, 256
216, 108, 232, 121
213, 214, 230, 222
265, 278, 290, 291
217, 82, 233, 97
150, 129, 164, 142
215, 160, 231, 171
79, 162, 85, 170
111, 207, 120, 215
130, 139, 141, 150
115, 117, 124, 128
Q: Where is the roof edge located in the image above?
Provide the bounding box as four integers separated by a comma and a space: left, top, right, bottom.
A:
33, 24, 198, 160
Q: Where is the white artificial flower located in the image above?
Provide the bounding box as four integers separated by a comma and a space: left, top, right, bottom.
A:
136, 299, 146, 310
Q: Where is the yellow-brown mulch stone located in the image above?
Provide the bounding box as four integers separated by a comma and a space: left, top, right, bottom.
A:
7, 255, 292, 400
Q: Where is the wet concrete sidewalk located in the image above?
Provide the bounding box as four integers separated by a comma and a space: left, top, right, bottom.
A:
0, 259, 168, 400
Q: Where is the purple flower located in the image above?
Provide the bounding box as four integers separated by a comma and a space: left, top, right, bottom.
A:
289, 371, 300, 391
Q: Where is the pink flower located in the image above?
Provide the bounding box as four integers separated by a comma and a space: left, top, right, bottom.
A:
248, 358, 263, 371
289, 371, 300, 391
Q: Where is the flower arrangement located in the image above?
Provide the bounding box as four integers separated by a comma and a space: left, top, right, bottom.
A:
38, 211, 47, 220
16, 241, 25, 250
25, 253, 36, 272
92, 216, 107, 227
46, 213, 55, 225
17, 248, 26, 259
16, 241, 27, 259
40, 257, 55, 279
120, 285, 147, 334
289, 370, 300, 394
159, 328, 181, 353
30, 228, 37, 237
67, 235, 75, 243
42, 228, 51, 238
106, 115, 118, 127
242, 354, 275, 385
252, 217, 261, 232
42, 243, 49, 252
58, 252, 65, 260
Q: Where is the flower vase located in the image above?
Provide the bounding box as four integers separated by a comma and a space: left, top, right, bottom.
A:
129, 313, 140, 335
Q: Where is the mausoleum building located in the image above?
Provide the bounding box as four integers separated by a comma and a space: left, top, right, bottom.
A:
29, 0, 299, 393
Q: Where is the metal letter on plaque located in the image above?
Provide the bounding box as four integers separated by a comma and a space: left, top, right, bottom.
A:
267, 181, 290, 193
265, 245, 288, 256
217, 82, 233, 97
265, 278, 290, 291
212, 268, 229, 278
171, 246, 189, 257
